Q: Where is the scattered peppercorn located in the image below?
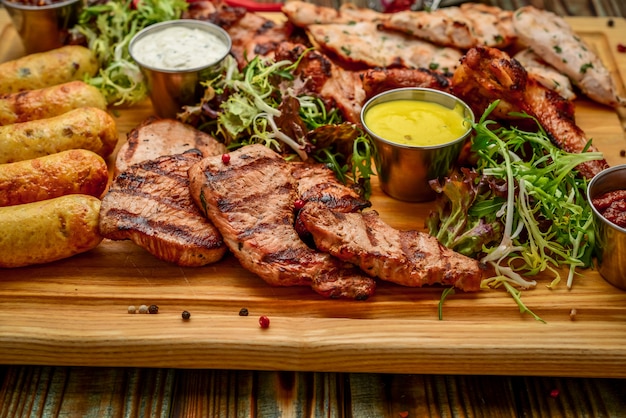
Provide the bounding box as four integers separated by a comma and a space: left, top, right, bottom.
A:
128, 305, 137, 314
239, 307, 249, 316
550, 388, 560, 398
148, 304, 159, 314
221, 153, 231, 164
607, 19, 614, 27
138, 304, 149, 314
259, 315, 270, 328
294, 199, 306, 210
620, 150, 625, 157
618, 44, 626, 54
182, 310, 191, 320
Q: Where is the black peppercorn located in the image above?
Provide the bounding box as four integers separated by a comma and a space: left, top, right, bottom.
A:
621, 150, 626, 157
148, 304, 159, 314
239, 308, 249, 316
182, 310, 191, 320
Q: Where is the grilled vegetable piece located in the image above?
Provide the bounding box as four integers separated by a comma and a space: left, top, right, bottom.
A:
0, 194, 103, 268
0, 107, 118, 164
0, 46, 99, 94
0, 81, 107, 126
0, 149, 109, 207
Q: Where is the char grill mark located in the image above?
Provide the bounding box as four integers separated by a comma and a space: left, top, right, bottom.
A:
188, 144, 376, 299
99, 151, 226, 267
298, 202, 484, 292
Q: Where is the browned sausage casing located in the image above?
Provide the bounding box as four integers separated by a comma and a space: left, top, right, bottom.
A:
0, 107, 118, 164
0, 81, 107, 126
0, 46, 99, 94
0, 149, 109, 207
0, 194, 103, 268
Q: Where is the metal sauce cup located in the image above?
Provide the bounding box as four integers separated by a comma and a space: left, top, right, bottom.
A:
361, 87, 474, 202
587, 164, 626, 290
0, 0, 82, 55
129, 20, 232, 119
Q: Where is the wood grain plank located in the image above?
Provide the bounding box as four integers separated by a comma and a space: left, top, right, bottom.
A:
0, 13, 626, 377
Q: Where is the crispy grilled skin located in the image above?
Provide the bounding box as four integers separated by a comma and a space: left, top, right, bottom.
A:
99, 151, 226, 267
0, 149, 109, 207
0, 107, 118, 164
188, 144, 376, 299
298, 202, 484, 292
451, 46, 608, 179
0, 194, 103, 268
361, 67, 452, 101
115, 117, 227, 175
0, 46, 99, 94
0, 81, 107, 126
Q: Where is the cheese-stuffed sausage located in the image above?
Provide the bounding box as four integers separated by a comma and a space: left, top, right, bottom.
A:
0, 107, 118, 164
0, 45, 99, 94
0, 149, 109, 207
0, 81, 107, 126
0, 194, 103, 268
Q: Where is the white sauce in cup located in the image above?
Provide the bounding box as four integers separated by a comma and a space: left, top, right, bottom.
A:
131, 26, 229, 70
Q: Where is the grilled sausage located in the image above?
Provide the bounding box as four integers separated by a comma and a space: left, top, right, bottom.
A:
0, 107, 118, 164
0, 45, 99, 94
0, 194, 103, 268
0, 149, 109, 207
0, 81, 107, 126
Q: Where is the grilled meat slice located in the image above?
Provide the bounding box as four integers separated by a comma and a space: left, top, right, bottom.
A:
116, 117, 227, 175
381, 3, 515, 50
298, 202, 484, 292
99, 150, 227, 266
513, 48, 576, 101
361, 67, 452, 101
282, 1, 384, 27
188, 144, 376, 299
513, 6, 625, 107
307, 21, 462, 73
292, 161, 371, 241
274, 42, 366, 124
451, 46, 608, 179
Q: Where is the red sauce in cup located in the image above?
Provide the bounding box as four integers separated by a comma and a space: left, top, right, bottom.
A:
592, 190, 626, 228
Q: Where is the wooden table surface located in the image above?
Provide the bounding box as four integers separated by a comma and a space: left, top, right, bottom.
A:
2, 1, 626, 416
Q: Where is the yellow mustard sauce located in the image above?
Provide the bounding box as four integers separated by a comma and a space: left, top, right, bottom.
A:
364, 100, 469, 146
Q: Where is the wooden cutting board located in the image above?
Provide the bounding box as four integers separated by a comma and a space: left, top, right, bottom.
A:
1, 9, 626, 377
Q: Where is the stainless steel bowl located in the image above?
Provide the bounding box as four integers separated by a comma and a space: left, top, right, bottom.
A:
129, 19, 232, 119
1, 0, 83, 54
587, 164, 626, 290
361, 87, 474, 202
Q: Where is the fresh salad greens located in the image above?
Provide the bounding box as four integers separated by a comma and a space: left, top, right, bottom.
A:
72, 0, 188, 106
428, 101, 604, 293
178, 54, 376, 197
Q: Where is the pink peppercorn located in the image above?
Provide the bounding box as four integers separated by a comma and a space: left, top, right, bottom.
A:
294, 199, 306, 210
259, 315, 270, 328
221, 153, 231, 164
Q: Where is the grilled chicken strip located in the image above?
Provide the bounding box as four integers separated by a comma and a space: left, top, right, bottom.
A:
451, 46, 608, 179
116, 117, 227, 175
307, 21, 462, 73
99, 150, 227, 266
298, 202, 484, 292
381, 3, 516, 50
282, 1, 384, 27
361, 67, 452, 101
513, 6, 625, 107
513, 48, 576, 101
274, 42, 365, 124
188, 144, 376, 299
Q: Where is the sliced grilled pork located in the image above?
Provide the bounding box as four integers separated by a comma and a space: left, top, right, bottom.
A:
297, 202, 484, 292
188, 144, 376, 299
115, 117, 227, 175
99, 150, 227, 266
